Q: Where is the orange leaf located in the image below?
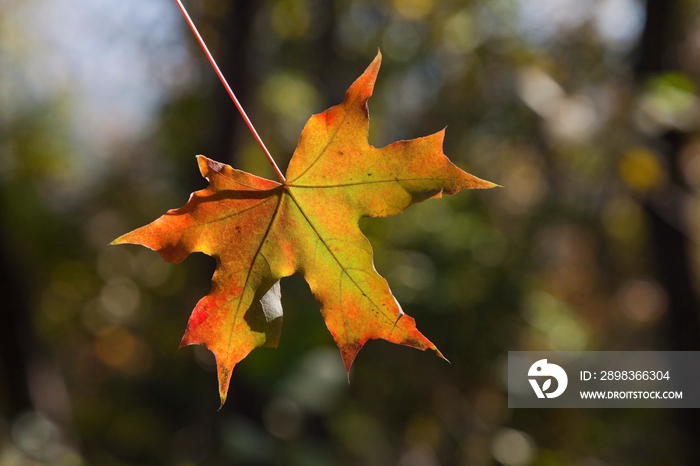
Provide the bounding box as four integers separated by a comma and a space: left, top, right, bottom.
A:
113, 51, 496, 405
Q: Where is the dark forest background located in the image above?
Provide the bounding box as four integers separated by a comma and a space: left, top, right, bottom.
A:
2, 0, 700, 464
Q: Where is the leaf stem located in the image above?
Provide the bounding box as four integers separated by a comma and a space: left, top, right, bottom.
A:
173, 0, 286, 183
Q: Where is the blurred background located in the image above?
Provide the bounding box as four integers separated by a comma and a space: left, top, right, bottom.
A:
1, 0, 700, 464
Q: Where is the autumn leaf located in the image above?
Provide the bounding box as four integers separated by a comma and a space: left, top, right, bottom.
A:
113, 51, 496, 405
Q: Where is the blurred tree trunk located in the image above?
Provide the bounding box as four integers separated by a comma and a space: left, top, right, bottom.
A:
635, 0, 700, 463
0, 214, 33, 418
204, 0, 256, 167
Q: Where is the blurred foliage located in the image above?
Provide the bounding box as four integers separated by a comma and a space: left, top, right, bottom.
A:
2, 0, 700, 465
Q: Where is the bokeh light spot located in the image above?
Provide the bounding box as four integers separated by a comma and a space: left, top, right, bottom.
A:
491, 428, 536, 466
619, 147, 665, 192
392, 0, 435, 20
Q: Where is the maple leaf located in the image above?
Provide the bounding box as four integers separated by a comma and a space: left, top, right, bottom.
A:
113, 52, 496, 405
